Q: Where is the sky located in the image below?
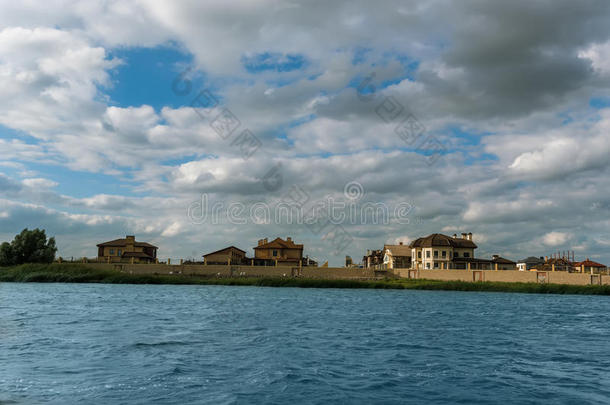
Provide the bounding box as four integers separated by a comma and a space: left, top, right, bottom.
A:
2, 1, 610, 266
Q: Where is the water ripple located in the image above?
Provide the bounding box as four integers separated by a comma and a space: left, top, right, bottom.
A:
1, 284, 610, 404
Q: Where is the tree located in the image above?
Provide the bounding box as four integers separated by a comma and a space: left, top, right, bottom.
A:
0, 242, 14, 266
0, 228, 57, 266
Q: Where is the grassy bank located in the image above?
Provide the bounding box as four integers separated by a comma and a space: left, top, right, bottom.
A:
1, 263, 610, 295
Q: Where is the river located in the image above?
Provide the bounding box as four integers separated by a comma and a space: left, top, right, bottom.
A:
1, 283, 609, 404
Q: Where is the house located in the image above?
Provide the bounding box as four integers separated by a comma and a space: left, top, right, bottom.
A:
517, 256, 545, 271
410, 233, 477, 269
491, 255, 517, 270
203, 246, 247, 265
538, 257, 574, 272
97, 235, 158, 263
253, 237, 304, 266
383, 242, 411, 269
573, 258, 606, 273
362, 249, 383, 268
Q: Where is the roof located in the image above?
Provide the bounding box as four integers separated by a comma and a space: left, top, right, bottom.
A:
384, 244, 411, 257
545, 258, 573, 266
97, 238, 158, 249
409, 233, 477, 249
492, 256, 516, 264
203, 246, 246, 257
536, 258, 573, 271
574, 259, 606, 268
254, 237, 303, 250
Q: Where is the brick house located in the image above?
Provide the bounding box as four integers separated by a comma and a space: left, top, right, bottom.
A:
253, 237, 304, 266
97, 235, 158, 263
573, 258, 607, 273
202, 246, 247, 265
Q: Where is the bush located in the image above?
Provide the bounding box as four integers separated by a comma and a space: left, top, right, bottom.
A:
0, 228, 57, 266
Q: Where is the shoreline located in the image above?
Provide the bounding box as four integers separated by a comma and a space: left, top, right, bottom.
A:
1, 263, 610, 295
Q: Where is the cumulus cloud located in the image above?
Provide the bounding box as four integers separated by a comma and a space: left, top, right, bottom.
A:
579, 40, 610, 76
2, 1, 610, 265
542, 232, 572, 247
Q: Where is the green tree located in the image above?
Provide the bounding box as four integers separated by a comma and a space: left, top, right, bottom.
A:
0, 228, 57, 266
0, 242, 14, 266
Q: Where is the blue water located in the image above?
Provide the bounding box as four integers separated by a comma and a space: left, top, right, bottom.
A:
1, 284, 609, 404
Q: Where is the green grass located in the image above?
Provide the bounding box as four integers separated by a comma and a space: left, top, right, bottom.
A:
1, 263, 610, 295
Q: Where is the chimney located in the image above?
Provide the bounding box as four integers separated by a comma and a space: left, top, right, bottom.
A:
461, 233, 467, 239
287, 237, 292, 242
263, 238, 268, 244
126, 235, 135, 242
258, 239, 264, 246
453, 234, 457, 238
467, 232, 472, 241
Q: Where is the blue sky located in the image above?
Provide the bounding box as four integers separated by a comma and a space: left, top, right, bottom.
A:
2, 1, 610, 265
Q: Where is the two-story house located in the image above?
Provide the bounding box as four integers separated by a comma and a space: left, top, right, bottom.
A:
253, 237, 303, 266
383, 242, 411, 269
97, 235, 158, 263
410, 233, 477, 269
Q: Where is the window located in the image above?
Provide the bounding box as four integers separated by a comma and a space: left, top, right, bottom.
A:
454, 252, 459, 258
426, 250, 430, 258
118, 249, 122, 256
434, 262, 439, 269
272, 249, 278, 257
464, 252, 470, 258
426, 263, 430, 269
418, 251, 422, 259
434, 250, 438, 258
442, 251, 447, 258
109, 249, 114, 255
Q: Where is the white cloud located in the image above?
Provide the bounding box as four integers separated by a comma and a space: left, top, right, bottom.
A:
542, 232, 571, 247
2, 1, 610, 265
22, 178, 58, 189
579, 41, 610, 76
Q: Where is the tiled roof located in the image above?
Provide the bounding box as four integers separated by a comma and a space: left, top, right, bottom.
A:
409, 233, 477, 249
574, 259, 606, 268
203, 246, 246, 257
254, 237, 303, 250
492, 256, 516, 264
97, 238, 158, 249
384, 244, 411, 257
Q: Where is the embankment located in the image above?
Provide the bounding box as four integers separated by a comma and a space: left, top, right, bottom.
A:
1, 263, 610, 295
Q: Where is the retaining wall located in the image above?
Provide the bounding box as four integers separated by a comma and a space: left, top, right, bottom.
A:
81, 263, 376, 279
79, 263, 609, 285
395, 268, 608, 286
